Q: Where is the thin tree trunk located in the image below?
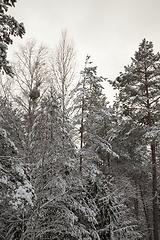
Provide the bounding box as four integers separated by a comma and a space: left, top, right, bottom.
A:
50, 101, 53, 239
49, 165, 53, 239
134, 180, 139, 218
34, 137, 48, 240
27, 100, 32, 163
34, 152, 45, 240
104, 121, 110, 168
78, 57, 88, 222
78, 81, 84, 223
147, 113, 159, 239
145, 70, 159, 240
139, 183, 152, 240
62, 77, 65, 127
21, 207, 25, 240
80, 88, 84, 179
151, 142, 159, 240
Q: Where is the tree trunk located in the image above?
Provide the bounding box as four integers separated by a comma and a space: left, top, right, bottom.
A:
78, 75, 84, 223
145, 70, 159, 240
134, 180, 139, 218
62, 77, 65, 126
147, 113, 159, 239
139, 183, 152, 240
21, 207, 25, 240
34, 131, 48, 240
151, 142, 159, 240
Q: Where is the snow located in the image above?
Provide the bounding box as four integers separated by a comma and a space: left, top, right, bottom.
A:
143, 127, 160, 141
0, 175, 8, 184
1, 156, 35, 210
10, 176, 35, 209
12, 183, 33, 208
0, 127, 7, 138
0, 116, 5, 122
15, 165, 25, 176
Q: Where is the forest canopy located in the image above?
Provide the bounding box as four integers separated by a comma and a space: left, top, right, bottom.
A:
0, 1, 160, 240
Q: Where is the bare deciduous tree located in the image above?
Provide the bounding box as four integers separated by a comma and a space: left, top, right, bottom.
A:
11, 39, 51, 154
50, 30, 77, 123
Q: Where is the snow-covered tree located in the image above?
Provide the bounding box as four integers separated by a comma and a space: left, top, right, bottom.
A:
109, 38, 160, 240
71, 56, 140, 239
109, 110, 153, 239
26, 89, 99, 240
0, 0, 25, 77
0, 96, 35, 240
72, 55, 117, 179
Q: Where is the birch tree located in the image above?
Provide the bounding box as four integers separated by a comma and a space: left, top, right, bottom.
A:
50, 30, 77, 122
11, 40, 51, 157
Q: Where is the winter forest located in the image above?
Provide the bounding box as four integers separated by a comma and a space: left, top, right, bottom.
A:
0, 1, 160, 240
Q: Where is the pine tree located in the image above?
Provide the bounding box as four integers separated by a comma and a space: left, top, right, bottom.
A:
109, 109, 153, 238
109, 38, 160, 240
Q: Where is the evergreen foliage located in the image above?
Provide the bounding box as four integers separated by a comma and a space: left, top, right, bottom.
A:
72, 56, 140, 239
2, 25, 160, 239
0, 0, 25, 77
109, 38, 160, 240
26, 90, 99, 240
0, 96, 35, 240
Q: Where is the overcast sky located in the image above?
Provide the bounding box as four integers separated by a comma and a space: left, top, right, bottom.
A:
8, 0, 160, 103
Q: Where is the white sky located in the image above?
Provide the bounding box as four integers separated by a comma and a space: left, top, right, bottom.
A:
7, 0, 160, 103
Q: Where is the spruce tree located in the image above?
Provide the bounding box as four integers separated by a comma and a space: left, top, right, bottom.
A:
0, 96, 35, 240
27, 89, 98, 240
0, 0, 25, 77
72, 56, 140, 239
